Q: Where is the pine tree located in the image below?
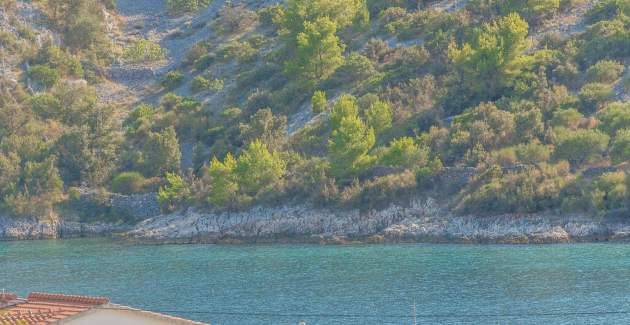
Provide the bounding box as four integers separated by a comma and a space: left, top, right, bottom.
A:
328, 115, 375, 177
364, 100, 392, 136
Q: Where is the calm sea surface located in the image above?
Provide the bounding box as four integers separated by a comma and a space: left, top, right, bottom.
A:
2, 239, 630, 324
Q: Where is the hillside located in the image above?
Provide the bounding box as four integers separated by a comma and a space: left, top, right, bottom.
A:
2, 0, 630, 229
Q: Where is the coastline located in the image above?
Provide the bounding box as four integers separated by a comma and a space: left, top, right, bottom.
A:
2, 199, 630, 244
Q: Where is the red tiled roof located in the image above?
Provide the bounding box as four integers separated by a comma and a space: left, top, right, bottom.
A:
0, 292, 109, 325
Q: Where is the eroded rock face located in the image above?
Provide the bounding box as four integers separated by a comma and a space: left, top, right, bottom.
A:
3, 198, 630, 244
0, 215, 130, 240
126, 200, 630, 244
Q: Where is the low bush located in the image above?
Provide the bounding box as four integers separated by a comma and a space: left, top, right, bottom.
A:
27, 64, 59, 88
191, 76, 224, 93
161, 70, 185, 89
111, 172, 147, 194
166, 0, 211, 13
578, 83, 613, 113
586, 60, 625, 84
123, 39, 166, 64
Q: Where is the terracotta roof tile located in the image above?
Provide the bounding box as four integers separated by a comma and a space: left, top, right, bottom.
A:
0, 292, 109, 325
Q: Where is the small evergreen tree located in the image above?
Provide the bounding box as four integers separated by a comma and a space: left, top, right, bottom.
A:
311, 90, 327, 113
365, 100, 392, 136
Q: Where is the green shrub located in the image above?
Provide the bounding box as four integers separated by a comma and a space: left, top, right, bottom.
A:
610, 129, 630, 164
192, 76, 223, 92
598, 101, 630, 135
551, 108, 583, 129
124, 104, 155, 135
589, 171, 628, 211
161, 70, 185, 89
34, 45, 83, 78
578, 19, 630, 65
459, 163, 572, 214
191, 76, 210, 92
166, 0, 211, 13
111, 172, 147, 194
554, 129, 610, 166
123, 39, 166, 63
30, 93, 62, 119
311, 90, 327, 113
27, 65, 59, 88
586, 0, 630, 24
578, 83, 613, 113
346, 170, 418, 209
364, 100, 392, 136
157, 172, 191, 212
379, 137, 428, 169
219, 40, 256, 63
514, 142, 551, 164
257, 4, 283, 27
586, 60, 625, 83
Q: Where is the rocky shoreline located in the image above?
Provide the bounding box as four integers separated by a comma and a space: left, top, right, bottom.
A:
3, 199, 630, 244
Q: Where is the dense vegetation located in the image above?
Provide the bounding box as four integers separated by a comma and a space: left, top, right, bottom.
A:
3, 0, 630, 221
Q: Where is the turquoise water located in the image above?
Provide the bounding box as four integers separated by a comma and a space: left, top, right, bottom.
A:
2, 240, 630, 324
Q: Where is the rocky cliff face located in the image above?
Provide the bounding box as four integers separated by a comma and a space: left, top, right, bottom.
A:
0, 215, 130, 241
3, 198, 630, 243
126, 199, 630, 244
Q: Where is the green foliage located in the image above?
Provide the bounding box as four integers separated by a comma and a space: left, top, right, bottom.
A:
191, 75, 224, 93
328, 114, 375, 178
379, 137, 428, 169
208, 154, 238, 207
589, 172, 628, 211
205, 140, 286, 208
162, 70, 185, 89
329, 94, 359, 130
586, 0, 630, 24
449, 13, 532, 101
235, 140, 287, 195
364, 100, 392, 136
206, 154, 239, 207
551, 108, 583, 129
27, 65, 59, 88
514, 142, 551, 164
45, 0, 110, 53
5, 156, 64, 217
460, 163, 572, 214
157, 172, 191, 212
579, 18, 630, 65
219, 40, 257, 63
279, 0, 368, 85
124, 104, 155, 136
598, 101, 630, 135
311, 90, 327, 113
55, 105, 122, 186
554, 129, 610, 166
578, 83, 613, 113
610, 129, 630, 164
34, 45, 83, 78
111, 172, 147, 194
468, 0, 560, 24
191, 76, 210, 92
30, 93, 62, 119
279, 0, 369, 36
514, 108, 544, 141
138, 127, 181, 177
586, 60, 625, 83
123, 39, 166, 63
166, 0, 211, 13
238, 108, 288, 151
284, 16, 345, 86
